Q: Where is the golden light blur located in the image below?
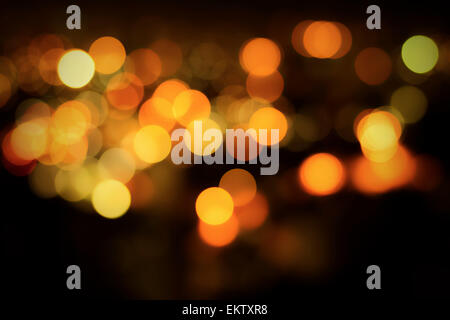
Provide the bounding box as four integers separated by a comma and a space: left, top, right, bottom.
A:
354, 48, 392, 85
57, 49, 95, 88
239, 38, 281, 76
98, 147, 136, 183
350, 145, 416, 194
234, 192, 268, 230
185, 118, 223, 156
106, 72, 144, 110
355, 110, 402, 163
133, 125, 171, 164
219, 168, 257, 207
303, 21, 342, 59
298, 153, 345, 196
172, 89, 211, 127
138, 97, 176, 132
92, 179, 131, 219
124, 48, 162, 86
246, 70, 284, 103
198, 214, 239, 247
89, 36, 126, 74
248, 107, 288, 145
195, 187, 234, 225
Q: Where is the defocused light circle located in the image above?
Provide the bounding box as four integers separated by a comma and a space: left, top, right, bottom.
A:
401, 35, 438, 74
195, 187, 234, 225
298, 153, 345, 196
92, 179, 131, 219
89, 36, 126, 74
219, 168, 257, 207
303, 21, 342, 58
355, 48, 392, 85
390, 86, 427, 124
57, 50, 95, 88
248, 107, 288, 145
240, 38, 281, 76
198, 214, 239, 247
133, 125, 171, 163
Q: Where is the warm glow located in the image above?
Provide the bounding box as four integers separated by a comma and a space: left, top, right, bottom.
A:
234, 192, 269, 230
106, 72, 144, 110
57, 49, 95, 88
98, 148, 136, 183
153, 79, 189, 103
39, 48, 64, 85
139, 97, 176, 132
151, 39, 183, 77
92, 179, 131, 219
298, 153, 345, 196
354, 48, 392, 85
172, 89, 211, 127
246, 70, 284, 103
133, 125, 171, 164
240, 38, 281, 76
195, 187, 234, 225
350, 146, 416, 194
303, 21, 342, 58
10, 119, 48, 160
89, 36, 126, 74
185, 118, 223, 156
219, 168, 257, 207
124, 49, 162, 85
248, 107, 288, 145
198, 214, 239, 247
50, 100, 90, 145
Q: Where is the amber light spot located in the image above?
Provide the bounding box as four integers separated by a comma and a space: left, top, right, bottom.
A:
298, 153, 346, 196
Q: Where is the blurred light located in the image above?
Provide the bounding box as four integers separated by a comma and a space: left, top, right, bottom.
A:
219, 168, 257, 207
195, 187, 234, 225
57, 49, 95, 88
2, 129, 34, 166
350, 145, 416, 194
356, 110, 402, 163
38, 48, 64, 86
331, 22, 352, 59
98, 148, 136, 183
298, 153, 345, 196
127, 172, 154, 209
133, 125, 171, 163
239, 38, 281, 76
246, 70, 284, 103
55, 166, 94, 202
92, 179, 131, 219
198, 214, 239, 247
401, 35, 438, 74
0, 74, 12, 108
29, 163, 58, 198
50, 100, 90, 145
185, 118, 223, 156
354, 47, 392, 85
76, 90, 109, 127
412, 155, 443, 192
234, 192, 268, 230
153, 79, 189, 103
248, 107, 288, 145
10, 119, 48, 160
151, 39, 183, 77
89, 36, 126, 74
390, 86, 427, 124
291, 20, 314, 57
173, 89, 211, 127
303, 21, 342, 58
106, 72, 144, 110
139, 97, 176, 131
124, 48, 161, 85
